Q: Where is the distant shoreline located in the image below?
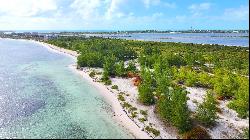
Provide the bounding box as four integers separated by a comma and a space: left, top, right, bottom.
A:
0, 35, 249, 48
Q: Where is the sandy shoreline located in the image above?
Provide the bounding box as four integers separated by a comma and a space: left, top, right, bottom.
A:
31, 40, 151, 139
69, 65, 151, 139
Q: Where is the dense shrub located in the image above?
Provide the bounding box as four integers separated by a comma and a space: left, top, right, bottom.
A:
212, 69, 239, 98
104, 79, 112, 85
145, 126, 160, 137
77, 52, 103, 67
198, 72, 212, 88
114, 61, 126, 77
157, 86, 192, 133
170, 87, 192, 133
138, 68, 155, 105
126, 60, 137, 73
118, 94, 125, 101
111, 85, 119, 90
165, 53, 187, 67
89, 71, 96, 78
228, 76, 249, 118
196, 90, 218, 126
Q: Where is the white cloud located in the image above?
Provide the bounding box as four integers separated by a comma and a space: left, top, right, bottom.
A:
152, 12, 164, 18
142, 0, 175, 9
105, 0, 125, 20
70, 0, 102, 20
164, 2, 176, 9
188, 2, 211, 17
143, 0, 161, 8
0, 0, 57, 17
70, 0, 126, 20
0, 0, 247, 30
223, 5, 249, 21
175, 15, 187, 22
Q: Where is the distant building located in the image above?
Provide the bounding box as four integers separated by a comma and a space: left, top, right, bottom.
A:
3, 31, 13, 35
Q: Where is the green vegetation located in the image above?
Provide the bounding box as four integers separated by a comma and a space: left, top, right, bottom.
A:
138, 117, 147, 123
104, 79, 112, 85
129, 107, 138, 112
145, 126, 160, 137
182, 126, 210, 139
228, 76, 249, 118
47, 37, 248, 76
46, 37, 249, 136
131, 111, 138, 118
126, 60, 137, 73
138, 67, 155, 105
212, 69, 239, 98
119, 92, 126, 95
140, 110, 148, 117
89, 71, 96, 78
196, 90, 218, 126
47, 37, 137, 68
121, 102, 132, 109
242, 128, 249, 139
111, 85, 119, 90
118, 94, 125, 101
114, 61, 126, 77
157, 86, 192, 133
170, 87, 192, 133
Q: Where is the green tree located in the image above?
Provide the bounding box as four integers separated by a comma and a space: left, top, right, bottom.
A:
196, 90, 218, 126
156, 88, 172, 121
228, 76, 249, 118
101, 55, 116, 84
171, 87, 192, 133
115, 61, 126, 77
126, 60, 137, 73
138, 68, 155, 105
103, 55, 116, 76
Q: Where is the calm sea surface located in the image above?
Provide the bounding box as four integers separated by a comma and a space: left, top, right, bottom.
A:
88, 33, 249, 47
0, 39, 132, 139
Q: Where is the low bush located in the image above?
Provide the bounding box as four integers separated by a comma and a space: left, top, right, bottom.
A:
140, 110, 148, 117
195, 91, 218, 126
138, 117, 147, 123
111, 85, 119, 90
119, 92, 126, 95
129, 107, 137, 112
182, 126, 210, 139
118, 94, 125, 102
89, 71, 96, 78
227, 76, 249, 118
104, 79, 112, 85
131, 111, 138, 118
122, 102, 132, 109
145, 126, 160, 137
242, 128, 249, 139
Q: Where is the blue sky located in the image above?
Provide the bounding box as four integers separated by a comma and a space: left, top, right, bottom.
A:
0, 0, 248, 30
